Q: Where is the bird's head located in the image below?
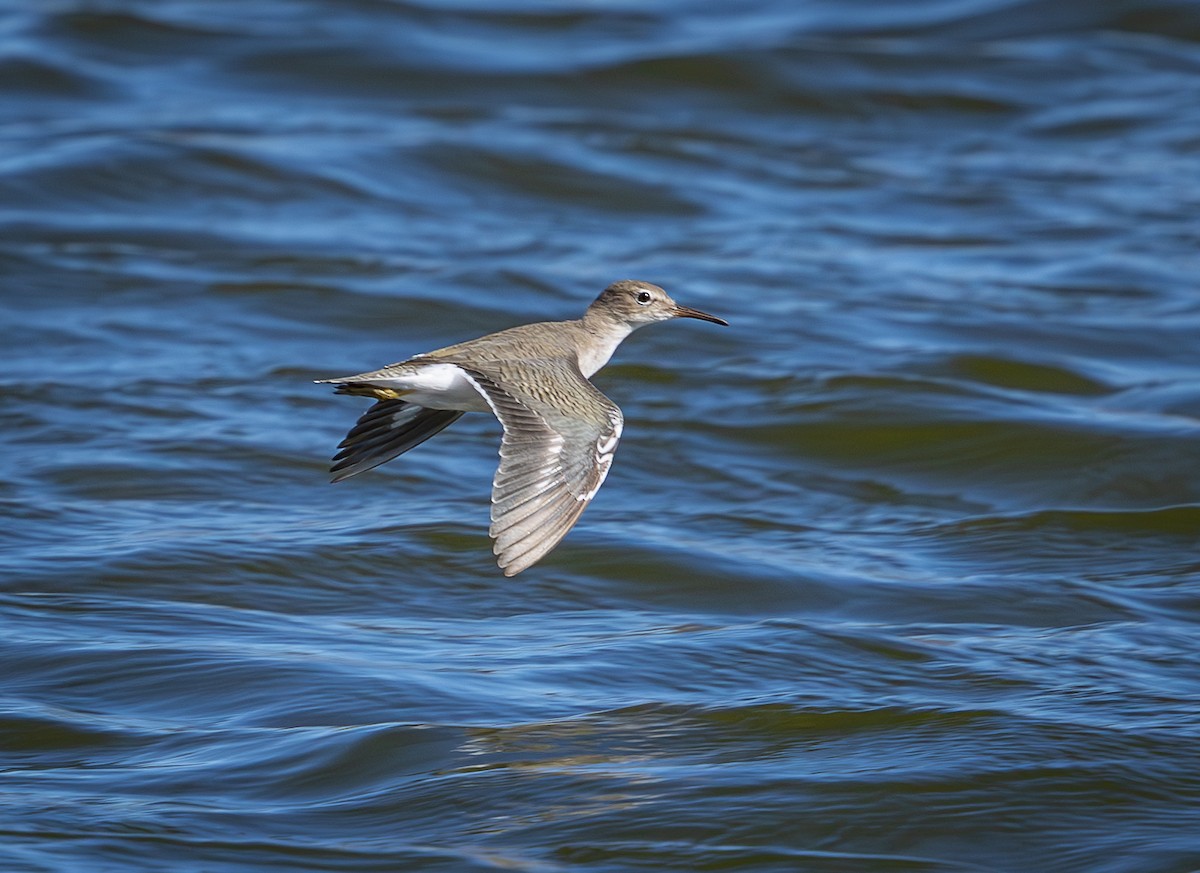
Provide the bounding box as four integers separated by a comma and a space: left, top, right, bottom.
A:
589, 280, 728, 328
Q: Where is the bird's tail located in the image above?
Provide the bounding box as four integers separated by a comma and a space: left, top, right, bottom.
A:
315, 378, 410, 401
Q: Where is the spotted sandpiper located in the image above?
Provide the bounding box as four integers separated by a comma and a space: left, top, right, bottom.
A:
317, 280, 728, 576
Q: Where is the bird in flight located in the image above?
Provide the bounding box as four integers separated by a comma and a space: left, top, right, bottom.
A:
317, 280, 727, 576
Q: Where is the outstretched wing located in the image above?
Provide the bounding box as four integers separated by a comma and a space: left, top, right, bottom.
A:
458, 360, 623, 576
330, 399, 463, 483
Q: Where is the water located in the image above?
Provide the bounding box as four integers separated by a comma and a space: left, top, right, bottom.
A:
3, 1, 1200, 870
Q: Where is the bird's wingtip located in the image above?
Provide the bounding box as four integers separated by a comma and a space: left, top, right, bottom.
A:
496, 551, 526, 577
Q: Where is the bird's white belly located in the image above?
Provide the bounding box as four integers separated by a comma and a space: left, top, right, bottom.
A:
375, 362, 491, 412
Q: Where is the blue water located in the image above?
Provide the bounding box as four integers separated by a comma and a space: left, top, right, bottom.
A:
4, 1, 1200, 871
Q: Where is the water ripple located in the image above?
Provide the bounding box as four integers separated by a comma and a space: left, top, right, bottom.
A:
4, 0, 1200, 871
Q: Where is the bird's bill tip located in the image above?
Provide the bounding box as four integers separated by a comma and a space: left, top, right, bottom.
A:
672, 304, 729, 326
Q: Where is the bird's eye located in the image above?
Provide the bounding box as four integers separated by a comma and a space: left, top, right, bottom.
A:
635, 291, 652, 304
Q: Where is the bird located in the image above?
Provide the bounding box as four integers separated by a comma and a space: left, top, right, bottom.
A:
316, 279, 728, 576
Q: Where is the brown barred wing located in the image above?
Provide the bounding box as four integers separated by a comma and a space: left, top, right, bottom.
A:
458, 360, 623, 576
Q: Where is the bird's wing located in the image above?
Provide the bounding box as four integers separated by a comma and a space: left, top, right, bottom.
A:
457, 359, 623, 576
330, 399, 464, 482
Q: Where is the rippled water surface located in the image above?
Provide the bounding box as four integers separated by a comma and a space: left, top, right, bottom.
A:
4, 1, 1200, 871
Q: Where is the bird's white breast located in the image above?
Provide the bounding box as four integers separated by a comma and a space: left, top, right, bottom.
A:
576, 321, 634, 377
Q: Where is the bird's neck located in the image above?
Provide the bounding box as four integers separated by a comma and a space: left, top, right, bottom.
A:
575, 310, 637, 378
